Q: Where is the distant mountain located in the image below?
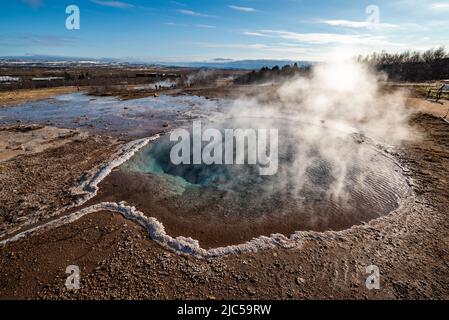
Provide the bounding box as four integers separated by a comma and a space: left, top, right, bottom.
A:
0, 54, 107, 62
162, 59, 312, 70
0, 55, 312, 70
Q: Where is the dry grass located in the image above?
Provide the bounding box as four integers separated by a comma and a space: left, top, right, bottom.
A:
0, 87, 79, 107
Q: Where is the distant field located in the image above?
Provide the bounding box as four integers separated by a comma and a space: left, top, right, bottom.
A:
0, 87, 79, 106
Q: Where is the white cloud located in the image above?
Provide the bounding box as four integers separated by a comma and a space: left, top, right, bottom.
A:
228, 5, 256, 12
165, 22, 216, 28
258, 29, 395, 46
243, 31, 273, 37
192, 41, 325, 60
196, 24, 216, 29
90, 0, 135, 9
196, 42, 269, 50
177, 9, 212, 17
165, 22, 189, 27
321, 19, 399, 29
431, 2, 449, 9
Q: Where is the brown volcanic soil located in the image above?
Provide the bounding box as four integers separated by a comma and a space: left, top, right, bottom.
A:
0, 126, 119, 238
0, 98, 449, 299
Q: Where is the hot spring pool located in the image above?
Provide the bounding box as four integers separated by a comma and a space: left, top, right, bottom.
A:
116, 118, 411, 245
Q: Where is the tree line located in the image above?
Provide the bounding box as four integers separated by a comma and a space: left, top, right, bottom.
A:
234, 63, 311, 84
358, 47, 449, 81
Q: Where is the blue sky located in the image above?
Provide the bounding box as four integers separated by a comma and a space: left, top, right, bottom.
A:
0, 0, 448, 61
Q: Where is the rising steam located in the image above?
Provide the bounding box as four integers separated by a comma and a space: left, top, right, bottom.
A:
219, 57, 413, 202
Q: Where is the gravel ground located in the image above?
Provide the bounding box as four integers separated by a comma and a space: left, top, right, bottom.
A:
0, 127, 119, 239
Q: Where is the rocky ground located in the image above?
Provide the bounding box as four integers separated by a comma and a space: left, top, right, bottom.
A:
0, 126, 119, 239
0, 94, 448, 299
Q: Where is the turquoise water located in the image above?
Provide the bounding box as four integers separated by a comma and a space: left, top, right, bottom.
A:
123, 118, 410, 229
115, 114, 414, 233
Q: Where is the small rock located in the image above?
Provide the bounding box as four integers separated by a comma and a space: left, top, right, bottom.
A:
296, 277, 306, 285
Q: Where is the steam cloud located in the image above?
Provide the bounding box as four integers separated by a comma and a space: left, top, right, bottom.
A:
216, 58, 413, 203
186, 69, 219, 86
